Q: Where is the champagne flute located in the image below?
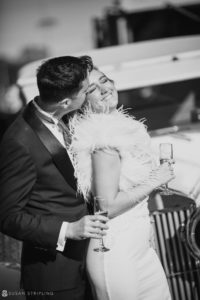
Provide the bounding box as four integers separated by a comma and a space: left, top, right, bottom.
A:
93, 196, 110, 252
159, 143, 174, 195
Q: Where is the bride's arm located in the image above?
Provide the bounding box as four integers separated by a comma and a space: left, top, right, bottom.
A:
91, 149, 174, 219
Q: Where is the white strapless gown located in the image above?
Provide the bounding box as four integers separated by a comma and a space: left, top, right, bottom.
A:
69, 110, 172, 300
86, 200, 171, 300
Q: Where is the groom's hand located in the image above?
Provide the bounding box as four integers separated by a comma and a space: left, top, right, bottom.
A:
65, 215, 109, 240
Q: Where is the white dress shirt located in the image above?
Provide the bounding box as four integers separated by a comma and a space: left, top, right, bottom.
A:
33, 100, 69, 252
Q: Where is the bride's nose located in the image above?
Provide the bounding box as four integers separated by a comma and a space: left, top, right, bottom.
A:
100, 85, 108, 95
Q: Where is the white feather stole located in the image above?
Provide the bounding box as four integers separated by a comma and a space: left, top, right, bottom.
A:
68, 108, 155, 201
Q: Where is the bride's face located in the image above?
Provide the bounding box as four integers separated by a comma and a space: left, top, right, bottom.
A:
85, 69, 118, 113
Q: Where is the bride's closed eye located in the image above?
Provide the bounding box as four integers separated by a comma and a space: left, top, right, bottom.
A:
86, 85, 97, 95
100, 77, 109, 84
87, 78, 110, 95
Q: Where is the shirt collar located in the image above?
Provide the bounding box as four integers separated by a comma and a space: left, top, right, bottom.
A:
32, 98, 59, 125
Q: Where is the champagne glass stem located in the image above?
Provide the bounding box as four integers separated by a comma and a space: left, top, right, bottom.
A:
100, 237, 106, 250
93, 196, 110, 252
159, 143, 174, 196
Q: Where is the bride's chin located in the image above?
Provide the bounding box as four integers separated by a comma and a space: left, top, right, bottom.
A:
109, 99, 118, 108
109, 104, 117, 112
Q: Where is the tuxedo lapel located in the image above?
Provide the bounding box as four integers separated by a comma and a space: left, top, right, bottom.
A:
23, 101, 77, 191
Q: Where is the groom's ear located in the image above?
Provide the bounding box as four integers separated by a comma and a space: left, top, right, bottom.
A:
60, 98, 72, 108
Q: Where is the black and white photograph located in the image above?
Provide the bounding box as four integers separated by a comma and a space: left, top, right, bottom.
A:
0, 0, 200, 299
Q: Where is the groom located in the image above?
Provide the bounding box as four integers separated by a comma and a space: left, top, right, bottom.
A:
0, 56, 108, 300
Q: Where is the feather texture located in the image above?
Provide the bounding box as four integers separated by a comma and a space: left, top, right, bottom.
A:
69, 108, 155, 200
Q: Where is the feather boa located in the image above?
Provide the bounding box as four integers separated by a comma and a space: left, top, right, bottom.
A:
68, 108, 155, 200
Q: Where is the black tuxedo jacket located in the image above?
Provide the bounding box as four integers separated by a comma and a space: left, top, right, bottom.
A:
0, 101, 88, 291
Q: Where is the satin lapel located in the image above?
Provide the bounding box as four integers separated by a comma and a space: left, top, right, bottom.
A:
23, 101, 77, 191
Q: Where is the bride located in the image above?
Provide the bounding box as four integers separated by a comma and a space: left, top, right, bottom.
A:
68, 67, 174, 300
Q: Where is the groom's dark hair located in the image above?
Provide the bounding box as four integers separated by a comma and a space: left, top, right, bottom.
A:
37, 55, 93, 103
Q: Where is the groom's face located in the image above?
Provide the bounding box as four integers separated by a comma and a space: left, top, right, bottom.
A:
69, 76, 90, 112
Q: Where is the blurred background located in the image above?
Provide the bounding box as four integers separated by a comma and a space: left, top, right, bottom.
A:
1, 0, 200, 298
1, 0, 200, 137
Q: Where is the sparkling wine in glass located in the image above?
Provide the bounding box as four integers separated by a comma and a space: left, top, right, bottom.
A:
159, 143, 174, 195
93, 196, 110, 252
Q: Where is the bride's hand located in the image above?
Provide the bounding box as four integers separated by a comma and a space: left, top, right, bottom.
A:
149, 164, 175, 189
